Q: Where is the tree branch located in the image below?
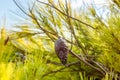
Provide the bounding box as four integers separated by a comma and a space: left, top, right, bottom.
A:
69, 50, 106, 75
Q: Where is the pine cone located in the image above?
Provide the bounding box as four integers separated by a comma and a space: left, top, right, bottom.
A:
55, 37, 68, 65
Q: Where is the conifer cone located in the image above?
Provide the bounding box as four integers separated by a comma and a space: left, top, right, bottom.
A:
55, 37, 68, 65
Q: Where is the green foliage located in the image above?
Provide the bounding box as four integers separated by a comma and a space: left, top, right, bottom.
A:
0, 0, 120, 80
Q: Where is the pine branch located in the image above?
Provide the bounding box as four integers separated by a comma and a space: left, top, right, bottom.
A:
69, 50, 106, 76
42, 61, 80, 77
36, 0, 95, 29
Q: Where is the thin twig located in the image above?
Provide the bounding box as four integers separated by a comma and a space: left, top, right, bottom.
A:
30, 0, 37, 12
42, 61, 80, 77
29, 11, 55, 42
13, 0, 33, 18
88, 59, 109, 73
65, 0, 73, 50
46, 59, 63, 66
